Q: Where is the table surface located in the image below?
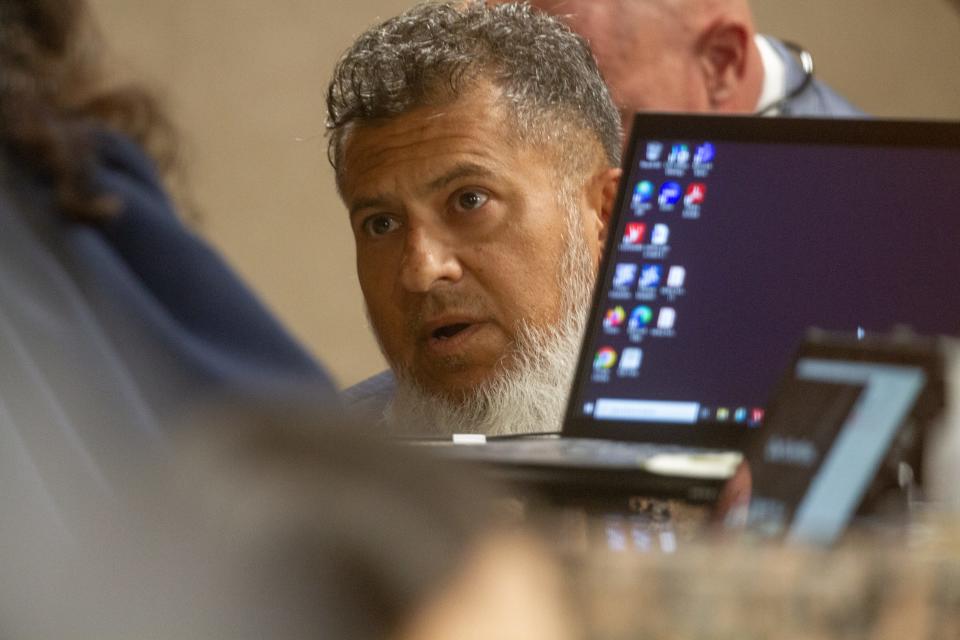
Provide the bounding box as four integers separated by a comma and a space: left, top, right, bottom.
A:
560, 515, 960, 640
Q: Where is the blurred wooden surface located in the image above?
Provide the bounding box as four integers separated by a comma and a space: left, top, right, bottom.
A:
567, 518, 960, 639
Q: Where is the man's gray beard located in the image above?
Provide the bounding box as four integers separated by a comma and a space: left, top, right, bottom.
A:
384, 191, 596, 437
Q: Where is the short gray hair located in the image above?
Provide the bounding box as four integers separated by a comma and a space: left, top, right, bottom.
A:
325, 1, 622, 182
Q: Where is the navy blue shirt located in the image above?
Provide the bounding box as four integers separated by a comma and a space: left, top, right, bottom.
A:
0, 129, 336, 548
58, 130, 337, 419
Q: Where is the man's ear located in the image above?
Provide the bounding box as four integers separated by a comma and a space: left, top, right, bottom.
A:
584, 166, 622, 261
695, 20, 751, 110
597, 167, 621, 244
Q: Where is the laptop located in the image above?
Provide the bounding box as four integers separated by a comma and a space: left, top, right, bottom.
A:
427, 114, 960, 503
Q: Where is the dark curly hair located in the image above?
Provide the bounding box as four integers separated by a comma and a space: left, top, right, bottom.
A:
0, 0, 177, 222
325, 1, 621, 186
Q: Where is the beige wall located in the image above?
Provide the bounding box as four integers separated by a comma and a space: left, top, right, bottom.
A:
751, 0, 960, 119
88, 1, 960, 389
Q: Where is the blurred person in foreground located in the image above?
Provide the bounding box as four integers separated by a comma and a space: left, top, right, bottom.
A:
331, 1, 622, 436
494, 0, 863, 135
0, 0, 335, 554
4, 404, 576, 640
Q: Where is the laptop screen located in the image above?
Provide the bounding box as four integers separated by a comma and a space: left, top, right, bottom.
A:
564, 115, 960, 447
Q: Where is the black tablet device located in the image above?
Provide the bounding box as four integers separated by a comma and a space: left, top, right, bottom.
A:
739, 331, 944, 545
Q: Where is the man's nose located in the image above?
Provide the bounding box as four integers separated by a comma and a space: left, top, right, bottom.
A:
398, 225, 463, 293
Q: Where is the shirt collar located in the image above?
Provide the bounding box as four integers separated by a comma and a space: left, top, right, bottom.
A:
754, 34, 788, 116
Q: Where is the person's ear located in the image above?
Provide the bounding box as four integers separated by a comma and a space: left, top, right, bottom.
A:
597, 166, 620, 244
695, 20, 750, 110
584, 166, 622, 262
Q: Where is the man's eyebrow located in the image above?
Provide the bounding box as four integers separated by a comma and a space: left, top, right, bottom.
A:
348, 163, 497, 216
348, 195, 391, 217
424, 162, 497, 193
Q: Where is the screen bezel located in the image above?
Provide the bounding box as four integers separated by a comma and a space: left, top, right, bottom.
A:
562, 114, 960, 449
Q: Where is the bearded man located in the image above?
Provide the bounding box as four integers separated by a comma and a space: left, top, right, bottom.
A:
328, 1, 622, 436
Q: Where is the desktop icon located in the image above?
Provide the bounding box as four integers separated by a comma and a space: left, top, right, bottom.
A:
666, 266, 686, 288
750, 408, 765, 425
657, 307, 676, 330
693, 142, 716, 167
658, 181, 682, 210
684, 182, 706, 207
667, 143, 690, 167
623, 222, 647, 245
734, 407, 748, 423
593, 347, 618, 371
631, 180, 655, 214
618, 347, 644, 377
628, 305, 654, 331
639, 264, 663, 289
646, 141, 664, 163
716, 407, 730, 421
651, 223, 670, 246
613, 263, 638, 290
603, 305, 627, 331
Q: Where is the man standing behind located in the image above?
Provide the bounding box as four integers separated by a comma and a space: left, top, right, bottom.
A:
501, 0, 862, 133
328, 2, 622, 436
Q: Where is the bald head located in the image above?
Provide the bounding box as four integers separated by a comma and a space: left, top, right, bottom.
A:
498, 0, 764, 132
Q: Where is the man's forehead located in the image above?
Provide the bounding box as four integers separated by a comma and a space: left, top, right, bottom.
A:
351, 100, 505, 147
336, 80, 602, 203
339, 91, 525, 195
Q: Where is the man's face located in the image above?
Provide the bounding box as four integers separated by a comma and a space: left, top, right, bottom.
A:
339, 84, 611, 400
522, 1, 711, 126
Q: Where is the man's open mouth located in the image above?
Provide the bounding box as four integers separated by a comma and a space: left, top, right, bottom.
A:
432, 323, 472, 340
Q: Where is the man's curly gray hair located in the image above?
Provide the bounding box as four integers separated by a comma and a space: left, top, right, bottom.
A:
325, 1, 622, 184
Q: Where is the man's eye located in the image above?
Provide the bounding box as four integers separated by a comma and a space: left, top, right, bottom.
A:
454, 190, 489, 212
361, 215, 401, 237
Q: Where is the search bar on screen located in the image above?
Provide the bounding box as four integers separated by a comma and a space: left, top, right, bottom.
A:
594, 399, 701, 423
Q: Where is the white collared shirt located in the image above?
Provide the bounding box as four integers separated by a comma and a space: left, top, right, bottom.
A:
754, 34, 788, 116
